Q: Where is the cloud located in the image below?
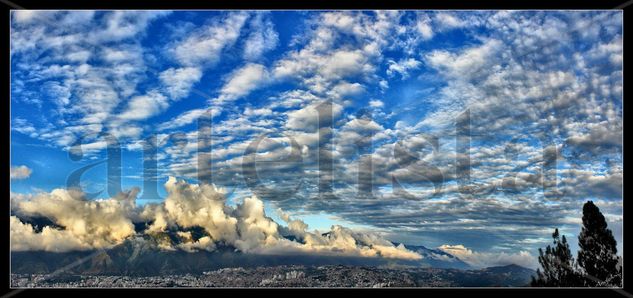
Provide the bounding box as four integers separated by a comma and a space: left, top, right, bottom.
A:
159, 67, 203, 100
386, 58, 421, 79
155, 177, 421, 259
97, 11, 170, 42
416, 14, 434, 40
271, 11, 400, 96
369, 100, 384, 108
438, 244, 536, 269
425, 39, 502, 81
10, 165, 32, 180
285, 101, 343, 132
12, 188, 139, 250
12, 10, 41, 24
328, 81, 365, 100
10, 11, 171, 147
158, 108, 220, 131
277, 208, 309, 237
243, 12, 279, 61
214, 63, 271, 104
11, 177, 422, 260
10, 216, 88, 252
434, 12, 465, 30
170, 12, 249, 67
117, 91, 169, 121
9, 11, 623, 262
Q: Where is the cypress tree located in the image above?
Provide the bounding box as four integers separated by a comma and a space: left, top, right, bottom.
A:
577, 201, 621, 287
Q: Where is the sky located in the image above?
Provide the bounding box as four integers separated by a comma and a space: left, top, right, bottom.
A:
10, 10, 622, 268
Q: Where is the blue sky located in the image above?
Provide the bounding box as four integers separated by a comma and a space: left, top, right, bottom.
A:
10, 10, 622, 267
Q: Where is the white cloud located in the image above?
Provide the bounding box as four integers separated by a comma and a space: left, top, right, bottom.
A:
328, 81, 365, 99
97, 11, 170, 42
243, 13, 279, 61
244, 107, 273, 117
416, 14, 434, 40
158, 108, 220, 131
10, 165, 32, 180
285, 101, 343, 132
171, 12, 249, 67
426, 39, 502, 80
101, 45, 142, 63
438, 244, 536, 269
11, 177, 422, 260
369, 99, 384, 108
273, 47, 376, 90
11, 216, 88, 252
12, 10, 41, 24
159, 67, 203, 100
215, 63, 270, 103
387, 58, 421, 79
277, 208, 309, 237
435, 12, 465, 30
117, 91, 169, 121
13, 188, 139, 250
322, 49, 373, 80
10, 10, 172, 148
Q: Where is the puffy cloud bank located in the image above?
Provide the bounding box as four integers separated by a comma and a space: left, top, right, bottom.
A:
12, 188, 138, 251
438, 244, 536, 269
10, 177, 421, 260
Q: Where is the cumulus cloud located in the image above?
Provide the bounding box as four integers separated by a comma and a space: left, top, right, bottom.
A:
438, 244, 536, 269
12, 188, 139, 250
10, 216, 88, 252
10, 165, 32, 179
277, 208, 309, 237
10, 177, 422, 260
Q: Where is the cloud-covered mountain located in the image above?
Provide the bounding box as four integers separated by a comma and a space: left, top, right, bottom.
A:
10, 177, 421, 261
11, 235, 472, 276
11, 228, 535, 287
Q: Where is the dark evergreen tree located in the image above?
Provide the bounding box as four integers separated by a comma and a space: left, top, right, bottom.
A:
577, 201, 621, 287
531, 228, 582, 286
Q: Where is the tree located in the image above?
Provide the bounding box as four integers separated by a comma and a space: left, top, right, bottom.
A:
577, 201, 621, 287
531, 228, 583, 286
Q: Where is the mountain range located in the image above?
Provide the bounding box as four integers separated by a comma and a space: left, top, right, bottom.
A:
11, 216, 535, 286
